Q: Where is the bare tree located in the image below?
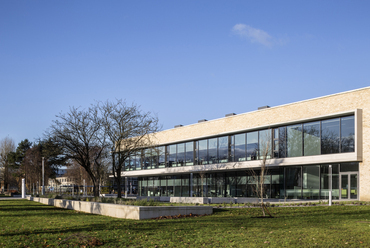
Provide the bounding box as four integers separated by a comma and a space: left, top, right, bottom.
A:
49, 106, 107, 197
197, 171, 206, 197
249, 130, 273, 217
99, 100, 159, 198
0, 137, 15, 192
64, 161, 94, 194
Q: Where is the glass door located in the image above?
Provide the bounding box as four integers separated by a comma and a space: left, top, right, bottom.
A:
340, 173, 358, 200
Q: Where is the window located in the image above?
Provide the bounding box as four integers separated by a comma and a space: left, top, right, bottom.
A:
167, 145, 176, 167
259, 129, 271, 160
303, 121, 320, 156
208, 138, 218, 164
158, 146, 166, 168
218, 136, 228, 163
177, 143, 185, 166
197, 140, 208, 165
247, 132, 258, 160
185, 142, 194, 166
136, 114, 354, 170
287, 124, 303, 157
285, 166, 302, 199
143, 149, 151, 169
234, 134, 246, 161
321, 118, 340, 154
341, 116, 355, 152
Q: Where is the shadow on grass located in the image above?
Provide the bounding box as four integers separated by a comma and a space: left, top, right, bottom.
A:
213, 208, 229, 213
2, 200, 370, 247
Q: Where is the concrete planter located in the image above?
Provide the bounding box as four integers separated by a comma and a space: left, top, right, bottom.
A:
139, 196, 260, 204
27, 197, 213, 220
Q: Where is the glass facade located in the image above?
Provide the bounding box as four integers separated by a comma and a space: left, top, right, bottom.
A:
321, 118, 340, 154
303, 121, 320, 156
122, 115, 355, 171
137, 163, 358, 199
121, 114, 358, 200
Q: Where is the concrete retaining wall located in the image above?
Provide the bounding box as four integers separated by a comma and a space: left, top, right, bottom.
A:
136, 196, 171, 202
27, 197, 213, 220
138, 196, 261, 204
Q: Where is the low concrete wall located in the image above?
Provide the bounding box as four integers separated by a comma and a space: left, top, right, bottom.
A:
136, 196, 171, 202
141, 196, 260, 204
170, 197, 208, 204
27, 197, 213, 220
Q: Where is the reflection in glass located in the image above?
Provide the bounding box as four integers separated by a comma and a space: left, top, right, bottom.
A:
218, 136, 228, 163
350, 174, 357, 199
182, 176, 189, 197
216, 173, 225, 197
259, 130, 271, 160
303, 122, 320, 156
160, 177, 167, 196
287, 124, 303, 157
143, 149, 151, 169
167, 145, 176, 167
320, 164, 339, 200
247, 132, 258, 160
133, 152, 141, 170
147, 177, 153, 196
226, 172, 236, 197
321, 118, 340, 154
271, 170, 282, 199
158, 146, 166, 168
279, 127, 287, 158
177, 143, 185, 166
273, 128, 279, 158
341, 174, 348, 199
124, 158, 129, 171
247, 173, 258, 197
285, 166, 302, 199
167, 176, 174, 197
198, 140, 208, 165
185, 142, 194, 166
234, 134, 246, 161
153, 177, 160, 196
236, 171, 247, 197
192, 174, 200, 197
208, 138, 218, 164
341, 116, 355, 152
207, 174, 216, 197
138, 178, 142, 196
141, 178, 147, 196
302, 165, 320, 199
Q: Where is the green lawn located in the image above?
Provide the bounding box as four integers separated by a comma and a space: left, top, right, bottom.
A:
1, 200, 370, 247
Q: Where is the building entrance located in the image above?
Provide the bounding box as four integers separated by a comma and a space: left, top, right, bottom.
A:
340, 173, 358, 200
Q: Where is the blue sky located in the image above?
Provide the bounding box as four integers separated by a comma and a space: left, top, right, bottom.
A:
1, 1, 370, 146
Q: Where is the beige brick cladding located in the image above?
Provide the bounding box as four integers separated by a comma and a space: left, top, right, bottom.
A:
144, 87, 370, 201
153, 87, 370, 144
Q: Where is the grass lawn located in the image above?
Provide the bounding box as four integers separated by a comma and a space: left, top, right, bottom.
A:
1, 200, 370, 247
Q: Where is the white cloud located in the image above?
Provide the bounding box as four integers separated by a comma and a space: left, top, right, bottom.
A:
232, 24, 273, 47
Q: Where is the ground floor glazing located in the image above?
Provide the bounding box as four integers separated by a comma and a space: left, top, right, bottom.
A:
137, 162, 359, 200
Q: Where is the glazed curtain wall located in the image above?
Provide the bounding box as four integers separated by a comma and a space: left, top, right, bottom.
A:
125, 115, 354, 171
138, 163, 358, 200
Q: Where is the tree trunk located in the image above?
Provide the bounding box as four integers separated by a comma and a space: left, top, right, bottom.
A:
92, 180, 99, 197
115, 168, 122, 198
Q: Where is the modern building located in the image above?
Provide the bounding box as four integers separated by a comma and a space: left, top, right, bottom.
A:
48, 169, 74, 193
120, 87, 370, 201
